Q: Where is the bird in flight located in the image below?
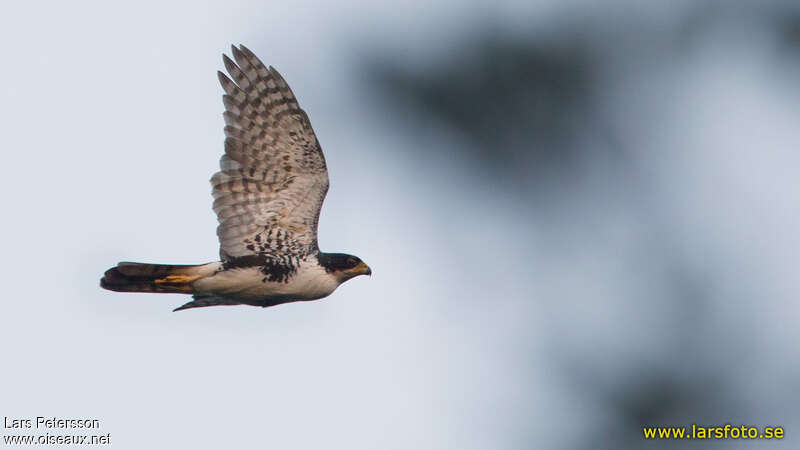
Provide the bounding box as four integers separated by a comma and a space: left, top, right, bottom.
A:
101, 45, 371, 311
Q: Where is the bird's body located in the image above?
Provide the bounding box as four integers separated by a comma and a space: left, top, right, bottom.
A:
192, 257, 342, 302
100, 45, 370, 311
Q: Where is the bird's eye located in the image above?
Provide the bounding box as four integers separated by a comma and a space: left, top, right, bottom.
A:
347, 257, 357, 266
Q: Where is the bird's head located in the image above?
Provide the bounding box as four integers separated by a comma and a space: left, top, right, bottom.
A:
318, 253, 372, 283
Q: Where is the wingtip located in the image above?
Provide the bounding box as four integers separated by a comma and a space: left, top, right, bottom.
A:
231, 45, 245, 62
222, 54, 238, 75
239, 44, 254, 57
217, 70, 234, 89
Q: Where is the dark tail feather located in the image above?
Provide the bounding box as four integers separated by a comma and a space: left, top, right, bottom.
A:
173, 294, 243, 312
100, 262, 216, 294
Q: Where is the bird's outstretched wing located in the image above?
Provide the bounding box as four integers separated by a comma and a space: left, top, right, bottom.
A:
212, 45, 329, 264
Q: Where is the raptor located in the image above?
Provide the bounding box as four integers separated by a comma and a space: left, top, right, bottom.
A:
100, 45, 371, 311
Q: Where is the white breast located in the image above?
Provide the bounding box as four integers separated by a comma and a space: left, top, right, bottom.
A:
193, 259, 340, 301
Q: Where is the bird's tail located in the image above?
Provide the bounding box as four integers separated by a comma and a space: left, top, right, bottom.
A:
100, 262, 219, 294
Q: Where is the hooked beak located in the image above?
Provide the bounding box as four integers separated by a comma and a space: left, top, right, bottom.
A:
355, 261, 372, 276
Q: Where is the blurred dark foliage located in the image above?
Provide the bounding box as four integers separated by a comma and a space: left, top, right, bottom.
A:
365, 2, 800, 185
777, 11, 800, 52
364, 2, 799, 449
367, 34, 597, 179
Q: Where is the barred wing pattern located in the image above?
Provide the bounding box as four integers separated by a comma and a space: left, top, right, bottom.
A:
212, 45, 329, 265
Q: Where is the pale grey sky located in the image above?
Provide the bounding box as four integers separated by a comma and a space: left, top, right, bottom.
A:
2, 1, 800, 449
